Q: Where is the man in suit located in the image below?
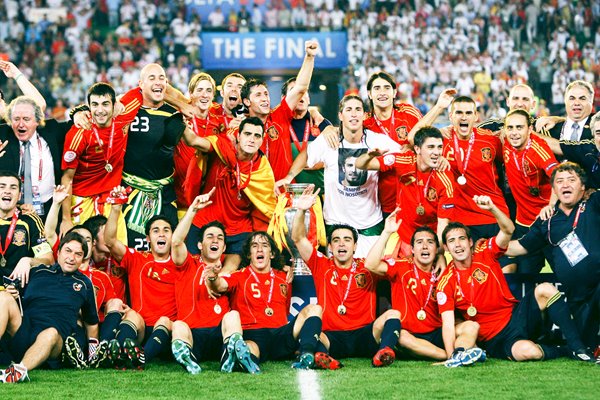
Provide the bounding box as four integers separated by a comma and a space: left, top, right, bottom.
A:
541, 80, 594, 142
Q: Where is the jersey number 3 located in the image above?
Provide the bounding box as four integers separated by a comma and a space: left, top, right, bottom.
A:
130, 116, 150, 133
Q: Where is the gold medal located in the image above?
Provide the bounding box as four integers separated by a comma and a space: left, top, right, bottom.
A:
416, 310, 426, 321
265, 307, 274, 316
213, 304, 222, 314
0, 256, 6, 267
105, 163, 113, 173
337, 305, 347, 315
416, 205, 425, 215
457, 175, 467, 185
467, 305, 477, 317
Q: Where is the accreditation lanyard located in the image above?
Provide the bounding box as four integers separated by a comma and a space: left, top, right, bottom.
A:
452, 129, 476, 178
412, 263, 436, 312
0, 210, 20, 261
289, 119, 311, 153
336, 260, 358, 308
248, 268, 275, 308
547, 202, 585, 246
91, 122, 115, 167
20, 136, 44, 182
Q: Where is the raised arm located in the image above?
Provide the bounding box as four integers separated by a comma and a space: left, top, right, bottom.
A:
407, 88, 456, 145
355, 148, 388, 170
285, 41, 318, 110
291, 184, 321, 262
45, 185, 70, 248
274, 149, 309, 195
104, 187, 128, 262
0, 61, 47, 112
472, 195, 514, 249
205, 263, 229, 293
364, 209, 400, 275
181, 122, 212, 152
172, 188, 215, 266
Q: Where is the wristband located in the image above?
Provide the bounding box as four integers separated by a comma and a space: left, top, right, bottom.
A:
14, 73, 24, 81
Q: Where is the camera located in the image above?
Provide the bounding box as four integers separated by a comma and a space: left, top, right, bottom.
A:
232, 104, 248, 118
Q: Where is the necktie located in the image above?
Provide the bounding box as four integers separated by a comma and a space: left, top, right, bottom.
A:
570, 122, 579, 141
22, 141, 33, 204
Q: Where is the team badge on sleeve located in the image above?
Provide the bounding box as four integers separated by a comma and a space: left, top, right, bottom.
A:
436, 292, 447, 305
383, 154, 395, 166
64, 150, 77, 163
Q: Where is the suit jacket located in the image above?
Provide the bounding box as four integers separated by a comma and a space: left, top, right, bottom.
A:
0, 119, 71, 185
543, 119, 592, 141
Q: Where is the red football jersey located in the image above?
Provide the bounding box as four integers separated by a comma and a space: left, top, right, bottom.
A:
378, 152, 455, 243
503, 135, 558, 226
306, 248, 380, 331
191, 136, 256, 235
260, 98, 294, 181
120, 248, 178, 326
91, 256, 127, 303
174, 110, 226, 208
61, 88, 142, 198
221, 267, 291, 330
175, 253, 231, 329
442, 127, 508, 225
436, 238, 518, 342
383, 257, 442, 334
364, 104, 422, 213
81, 267, 116, 322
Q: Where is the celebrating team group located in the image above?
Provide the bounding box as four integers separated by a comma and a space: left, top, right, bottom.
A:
0, 40, 598, 383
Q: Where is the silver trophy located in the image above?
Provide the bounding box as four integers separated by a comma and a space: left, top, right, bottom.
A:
283, 184, 314, 276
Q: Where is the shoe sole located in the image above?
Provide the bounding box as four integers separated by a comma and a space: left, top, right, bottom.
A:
235, 341, 261, 374
221, 338, 238, 373
291, 353, 315, 370
172, 341, 201, 375
314, 353, 342, 370
123, 339, 145, 370
459, 348, 484, 366
372, 349, 395, 368
89, 342, 110, 369
65, 337, 88, 369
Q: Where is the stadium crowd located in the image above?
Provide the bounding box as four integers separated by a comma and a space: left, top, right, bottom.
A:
0, 0, 599, 385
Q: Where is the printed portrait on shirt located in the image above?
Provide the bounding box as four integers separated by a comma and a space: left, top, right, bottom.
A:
338, 148, 367, 187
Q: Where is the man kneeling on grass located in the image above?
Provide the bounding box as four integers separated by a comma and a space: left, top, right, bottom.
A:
0, 232, 99, 383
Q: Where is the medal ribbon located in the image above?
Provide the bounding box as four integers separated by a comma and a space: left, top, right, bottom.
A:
92, 122, 115, 170
511, 138, 532, 180
336, 260, 357, 308
452, 128, 476, 178
0, 210, 20, 262
249, 268, 275, 309
373, 110, 394, 137
192, 114, 210, 137
415, 168, 434, 210
235, 157, 254, 195
289, 119, 311, 153
454, 267, 475, 308
412, 263, 436, 313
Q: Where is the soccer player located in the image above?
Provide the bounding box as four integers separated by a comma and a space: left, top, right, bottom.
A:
183, 117, 276, 269
292, 185, 430, 367
478, 84, 538, 133
206, 231, 329, 370
240, 41, 319, 181
104, 187, 179, 369
306, 95, 401, 256
363, 71, 423, 217
364, 211, 485, 367
356, 126, 455, 257
60, 82, 142, 243
0, 232, 98, 383
0, 170, 53, 280
506, 162, 600, 355
501, 109, 558, 273
437, 195, 597, 364
215, 72, 246, 127
170, 192, 259, 374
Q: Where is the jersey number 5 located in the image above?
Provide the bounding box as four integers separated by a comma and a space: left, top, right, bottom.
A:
250, 283, 261, 298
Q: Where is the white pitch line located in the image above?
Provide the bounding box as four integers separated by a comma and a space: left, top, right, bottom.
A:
297, 369, 322, 400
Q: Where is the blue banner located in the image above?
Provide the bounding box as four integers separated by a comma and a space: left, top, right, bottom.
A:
200, 32, 348, 70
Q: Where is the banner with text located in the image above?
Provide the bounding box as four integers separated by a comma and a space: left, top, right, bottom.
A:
200, 32, 348, 70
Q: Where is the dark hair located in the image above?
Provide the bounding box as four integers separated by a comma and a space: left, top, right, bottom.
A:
414, 126, 443, 148
240, 232, 285, 271
410, 226, 439, 248
505, 108, 533, 127
450, 96, 476, 111
0, 88, 4, 101
239, 116, 265, 135
366, 71, 396, 111
441, 221, 471, 245
327, 224, 358, 243
59, 231, 89, 258
221, 72, 246, 89
198, 220, 226, 242
281, 77, 296, 97
68, 225, 92, 238
82, 215, 108, 240
145, 215, 175, 236
551, 161, 587, 187
338, 95, 364, 113
87, 82, 116, 106
241, 78, 267, 102
0, 170, 21, 192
